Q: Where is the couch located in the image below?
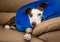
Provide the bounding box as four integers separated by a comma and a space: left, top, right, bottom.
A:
0, 0, 60, 42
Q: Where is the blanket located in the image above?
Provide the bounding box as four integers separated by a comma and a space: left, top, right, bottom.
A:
16, 0, 60, 32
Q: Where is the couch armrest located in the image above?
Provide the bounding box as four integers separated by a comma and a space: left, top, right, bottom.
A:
32, 17, 60, 36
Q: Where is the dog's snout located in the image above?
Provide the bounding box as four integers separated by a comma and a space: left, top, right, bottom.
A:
32, 22, 36, 27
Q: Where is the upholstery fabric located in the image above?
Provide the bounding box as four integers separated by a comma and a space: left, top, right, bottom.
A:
38, 30, 60, 42
0, 26, 44, 42
0, 0, 35, 12
0, 13, 16, 25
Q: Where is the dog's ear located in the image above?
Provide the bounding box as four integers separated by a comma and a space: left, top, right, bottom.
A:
24, 8, 32, 14
39, 2, 48, 8
37, 2, 48, 11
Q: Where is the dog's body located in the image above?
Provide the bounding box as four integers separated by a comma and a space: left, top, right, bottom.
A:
3, 2, 48, 41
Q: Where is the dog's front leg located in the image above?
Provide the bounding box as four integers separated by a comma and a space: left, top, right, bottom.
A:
24, 28, 32, 41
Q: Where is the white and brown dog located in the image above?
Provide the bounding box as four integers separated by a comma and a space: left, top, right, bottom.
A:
2, 2, 48, 41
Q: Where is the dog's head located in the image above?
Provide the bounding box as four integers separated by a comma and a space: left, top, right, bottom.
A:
24, 2, 48, 27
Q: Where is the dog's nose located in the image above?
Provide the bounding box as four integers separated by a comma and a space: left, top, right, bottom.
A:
32, 22, 36, 27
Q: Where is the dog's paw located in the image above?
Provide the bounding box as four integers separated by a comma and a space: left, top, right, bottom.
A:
4, 25, 10, 29
24, 34, 31, 40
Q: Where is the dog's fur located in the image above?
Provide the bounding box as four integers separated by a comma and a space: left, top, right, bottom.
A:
2, 2, 48, 41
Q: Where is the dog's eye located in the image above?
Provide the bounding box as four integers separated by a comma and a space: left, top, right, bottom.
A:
38, 13, 41, 16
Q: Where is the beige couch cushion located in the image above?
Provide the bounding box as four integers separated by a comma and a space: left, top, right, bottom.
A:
0, 26, 44, 42
0, 13, 16, 25
33, 17, 60, 36
0, 0, 36, 12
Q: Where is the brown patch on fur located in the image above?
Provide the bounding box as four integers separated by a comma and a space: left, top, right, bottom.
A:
24, 8, 33, 17
37, 2, 48, 11
39, 2, 48, 8
24, 8, 32, 14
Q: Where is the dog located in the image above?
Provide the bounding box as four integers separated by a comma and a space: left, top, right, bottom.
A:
2, 2, 48, 41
